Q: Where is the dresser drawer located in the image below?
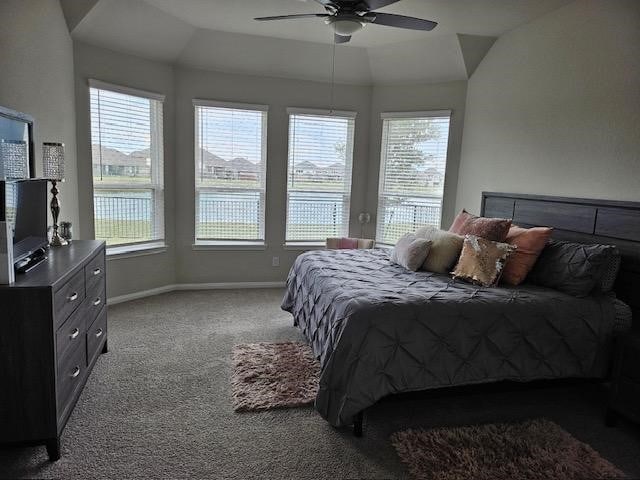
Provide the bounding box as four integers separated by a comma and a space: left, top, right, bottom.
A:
55, 307, 85, 364
53, 269, 85, 328
57, 338, 87, 418
86, 307, 107, 367
612, 377, 640, 420
83, 276, 106, 329
621, 344, 640, 382
85, 252, 105, 295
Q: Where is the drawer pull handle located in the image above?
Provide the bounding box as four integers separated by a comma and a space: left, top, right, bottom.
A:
93, 298, 101, 306
70, 328, 80, 339
68, 292, 78, 302
93, 268, 101, 276
70, 366, 80, 378
95, 329, 103, 338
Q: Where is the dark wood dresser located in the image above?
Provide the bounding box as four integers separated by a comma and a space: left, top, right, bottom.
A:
0, 240, 107, 461
608, 329, 640, 427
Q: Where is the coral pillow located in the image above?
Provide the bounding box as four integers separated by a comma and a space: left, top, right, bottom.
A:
501, 226, 553, 285
449, 210, 512, 242
452, 235, 516, 287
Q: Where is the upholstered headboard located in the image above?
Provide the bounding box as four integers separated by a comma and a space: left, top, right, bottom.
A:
481, 192, 640, 329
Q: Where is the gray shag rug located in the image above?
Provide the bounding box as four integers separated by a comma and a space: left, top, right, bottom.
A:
231, 342, 319, 412
0, 289, 639, 479
391, 418, 626, 480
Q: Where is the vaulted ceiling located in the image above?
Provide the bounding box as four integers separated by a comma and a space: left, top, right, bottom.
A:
65, 0, 572, 85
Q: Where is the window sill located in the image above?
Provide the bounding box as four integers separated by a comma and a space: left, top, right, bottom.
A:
107, 242, 168, 259
283, 242, 326, 251
192, 241, 267, 251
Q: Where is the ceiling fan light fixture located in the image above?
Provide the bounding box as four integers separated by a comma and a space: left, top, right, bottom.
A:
327, 17, 364, 37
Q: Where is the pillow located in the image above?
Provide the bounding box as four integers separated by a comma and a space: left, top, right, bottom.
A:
501, 226, 553, 285
414, 225, 464, 273
452, 235, 516, 287
449, 209, 512, 242
326, 237, 359, 249
390, 234, 432, 272
595, 251, 621, 293
527, 240, 618, 297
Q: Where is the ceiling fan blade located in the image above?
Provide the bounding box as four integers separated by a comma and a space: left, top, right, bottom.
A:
361, 0, 402, 10
312, 0, 339, 11
334, 34, 352, 44
254, 13, 330, 21
369, 12, 437, 31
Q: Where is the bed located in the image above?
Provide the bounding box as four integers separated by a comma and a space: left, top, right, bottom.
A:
281, 193, 639, 431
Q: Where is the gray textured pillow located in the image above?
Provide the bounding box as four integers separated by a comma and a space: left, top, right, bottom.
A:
391, 234, 432, 272
595, 251, 621, 293
527, 240, 618, 297
415, 226, 464, 273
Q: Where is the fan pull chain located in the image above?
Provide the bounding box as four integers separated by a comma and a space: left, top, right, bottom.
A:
329, 39, 336, 114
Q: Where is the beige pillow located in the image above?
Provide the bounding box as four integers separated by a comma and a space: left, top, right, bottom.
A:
391, 234, 433, 272
415, 226, 464, 273
452, 235, 516, 287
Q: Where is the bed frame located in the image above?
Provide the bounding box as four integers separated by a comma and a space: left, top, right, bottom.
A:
352, 192, 639, 436
481, 192, 640, 327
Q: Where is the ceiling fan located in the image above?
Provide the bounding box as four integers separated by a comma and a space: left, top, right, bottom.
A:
254, 0, 437, 44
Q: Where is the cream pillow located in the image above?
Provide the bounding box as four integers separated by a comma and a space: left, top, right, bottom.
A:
391, 233, 432, 272
415, 226, 464, 273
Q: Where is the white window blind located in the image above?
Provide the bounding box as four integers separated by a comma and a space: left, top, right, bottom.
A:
376, 112, 451, 245
286, 110, 355, 243
90, 83, 164, 247
194, 102, 268, 243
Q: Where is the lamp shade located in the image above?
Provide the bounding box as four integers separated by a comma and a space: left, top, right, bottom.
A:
43, 142, 65, 180
330, 19, 363, 36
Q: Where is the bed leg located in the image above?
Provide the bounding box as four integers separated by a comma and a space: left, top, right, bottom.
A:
353, 411, 364, 437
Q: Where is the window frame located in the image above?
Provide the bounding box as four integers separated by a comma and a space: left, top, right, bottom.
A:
284, 107, 356, 246
88, 79, 166, 254
375, 110, 452, 246
192, 99, 269, 247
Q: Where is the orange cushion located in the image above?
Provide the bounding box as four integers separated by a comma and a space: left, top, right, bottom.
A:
501, 226, 553, 285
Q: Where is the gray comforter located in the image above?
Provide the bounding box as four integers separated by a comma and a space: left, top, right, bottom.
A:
281, 249, 628, 427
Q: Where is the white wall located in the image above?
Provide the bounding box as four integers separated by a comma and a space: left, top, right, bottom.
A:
0, 0, 79, 230
456, 0, 640, 214
73, 42, 177, 298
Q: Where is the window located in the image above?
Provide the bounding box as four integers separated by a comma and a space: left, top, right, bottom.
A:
194, 101, 268, 244
286, 109, 355, 244
90, 80, 165, 248
376, 111, 451, 245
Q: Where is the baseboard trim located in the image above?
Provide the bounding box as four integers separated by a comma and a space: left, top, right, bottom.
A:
108, 281, 286, 305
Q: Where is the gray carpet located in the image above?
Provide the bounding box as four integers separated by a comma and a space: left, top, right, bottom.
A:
0, 289, 639, 479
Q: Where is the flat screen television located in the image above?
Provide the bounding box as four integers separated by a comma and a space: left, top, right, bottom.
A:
0, 179, 49, 264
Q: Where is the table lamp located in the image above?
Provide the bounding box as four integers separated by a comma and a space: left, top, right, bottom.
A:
43, 142, 67, 247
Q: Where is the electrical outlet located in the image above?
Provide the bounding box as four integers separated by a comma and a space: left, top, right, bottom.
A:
272, 256, 280, 267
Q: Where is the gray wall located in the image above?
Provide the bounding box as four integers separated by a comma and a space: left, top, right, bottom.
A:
456, 0, 640, 214
73, 42, 177, 298
366, 81, 468, 235
72, 42, 468, 294
0, 0, 79, 230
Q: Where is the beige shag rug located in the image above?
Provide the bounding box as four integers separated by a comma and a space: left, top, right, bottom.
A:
391, 418, 625, 480
231, 342, 320, 412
